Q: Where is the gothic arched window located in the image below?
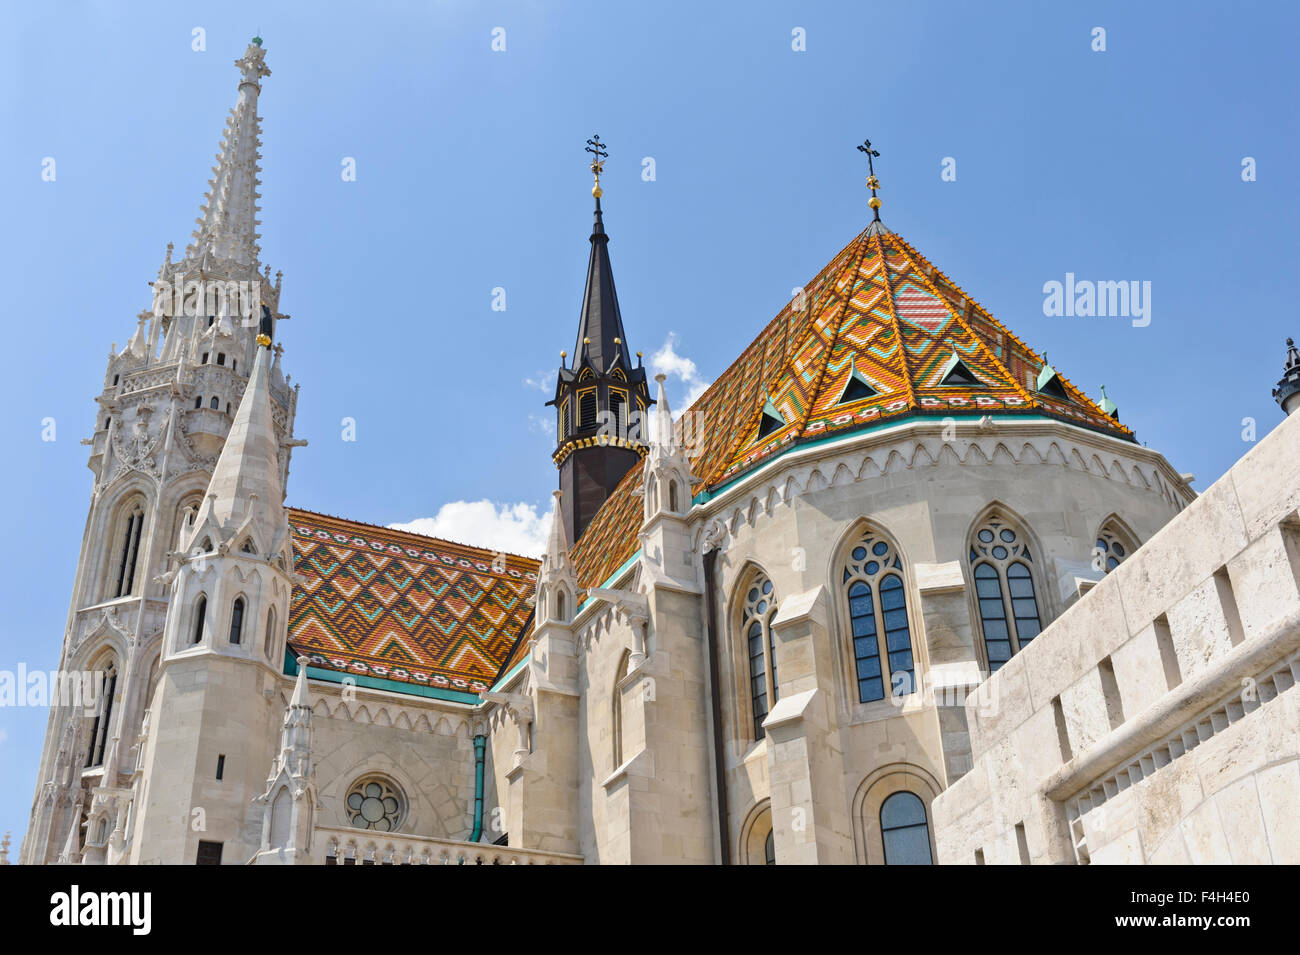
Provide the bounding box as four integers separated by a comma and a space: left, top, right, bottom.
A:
970, 514, 1042, 673
842, 528, 916, 702
229, 597, 245, 645
191, 595, 207, 645
264, 606, 277, 660
668, 480, 680, 513
85, 660, 118, 768
112, 500, 146, 598
880, 791, 933, 865
1094, 518, 1138, 574
209, 396, 219, 410
194, 396, 202, 409
740, 573, 779, 740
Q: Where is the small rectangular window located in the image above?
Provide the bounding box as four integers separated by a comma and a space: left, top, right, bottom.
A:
1015, 822, 1031, 864
216, 754, 225, 780
196, 840, 223, 865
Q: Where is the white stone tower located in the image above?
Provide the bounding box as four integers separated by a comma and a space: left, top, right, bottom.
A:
19, 38, 300, 865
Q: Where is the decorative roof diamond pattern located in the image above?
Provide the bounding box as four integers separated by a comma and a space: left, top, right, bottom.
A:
569, 224, 1132, 590
286, 509, 539, 694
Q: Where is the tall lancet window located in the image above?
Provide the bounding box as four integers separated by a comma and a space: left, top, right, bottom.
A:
842, 528, 916, 702
85, 660, 118, 768
740, 572, 779, 740
192, 595, 208, 646
229, 597, 245, 645
264, 607, 277, 660
970, 513, 1042, 673
113, 501, 146, 598
1094, 518, 1138, 574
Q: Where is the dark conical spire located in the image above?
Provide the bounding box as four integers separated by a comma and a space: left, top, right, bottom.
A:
548, 135, 653, 544
573, 195, 632, 373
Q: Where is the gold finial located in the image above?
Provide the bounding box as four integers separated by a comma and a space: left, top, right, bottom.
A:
857, 139, 883, 221
585, 134, 608, 199
561, 350, 567, 359
256, 333, 271, 347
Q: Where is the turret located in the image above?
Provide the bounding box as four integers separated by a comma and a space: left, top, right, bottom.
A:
548, 135, 653, 544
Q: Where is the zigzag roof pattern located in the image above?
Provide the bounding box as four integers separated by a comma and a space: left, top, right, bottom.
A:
569, 223, 1132, 589
285, 509, 538, 695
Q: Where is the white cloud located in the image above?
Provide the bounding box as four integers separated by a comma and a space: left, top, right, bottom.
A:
651, 332, 711, 411
528, 412, 556, 437
523, 369, 557, 393
390, 499, 554, 558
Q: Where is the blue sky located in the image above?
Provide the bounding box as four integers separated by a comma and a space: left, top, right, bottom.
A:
1, 1, 1296, 849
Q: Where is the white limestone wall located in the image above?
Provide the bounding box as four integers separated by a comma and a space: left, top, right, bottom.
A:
931, 410, 1300, 864
703, 418, 1191, 862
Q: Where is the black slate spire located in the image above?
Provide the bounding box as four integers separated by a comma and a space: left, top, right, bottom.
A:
548, 135, 653, 545
573, 195, 632, 374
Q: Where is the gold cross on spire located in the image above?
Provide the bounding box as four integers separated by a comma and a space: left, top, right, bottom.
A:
585, 133, 608, 198
857, 138, 882, 221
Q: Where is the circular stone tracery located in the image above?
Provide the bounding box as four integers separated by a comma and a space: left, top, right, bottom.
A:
345, 777, 405, 832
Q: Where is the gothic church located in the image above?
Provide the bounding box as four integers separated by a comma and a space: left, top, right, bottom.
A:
21, 41, 1300, 865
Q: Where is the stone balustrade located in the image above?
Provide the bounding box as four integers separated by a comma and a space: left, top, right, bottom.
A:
316, 825, 583, 866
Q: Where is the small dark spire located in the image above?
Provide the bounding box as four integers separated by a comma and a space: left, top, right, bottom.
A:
1274, 337, 1300, 415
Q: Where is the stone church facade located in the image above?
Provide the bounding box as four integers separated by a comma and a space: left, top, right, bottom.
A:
19, 41, 1300, 865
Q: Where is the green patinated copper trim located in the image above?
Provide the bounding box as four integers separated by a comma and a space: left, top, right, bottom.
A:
285, 652, 481, 705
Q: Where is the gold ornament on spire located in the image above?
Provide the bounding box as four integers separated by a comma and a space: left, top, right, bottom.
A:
585, 133, 608, 199
857, 139, 883, 220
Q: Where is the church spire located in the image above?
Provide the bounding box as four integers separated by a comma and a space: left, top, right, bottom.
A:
1274, 337, 1300, 415
548, 135, 653, 544
572, 135, 633, 374
187, 334, 286, 555
184, 38, 270, 269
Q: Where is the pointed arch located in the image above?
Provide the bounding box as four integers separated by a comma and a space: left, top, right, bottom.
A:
966, 503, 1045, 673
84, 650, 120, 768
228, 595, 246, 645
732, 564, 780, 741
105, 494, 148, 600
190, 593, 208, 647
264, 605, 278, 661
1094, 514, 1139, 574
832, 520, 917, 703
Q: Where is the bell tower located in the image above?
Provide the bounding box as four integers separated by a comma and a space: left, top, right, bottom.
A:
548, 135, 653, 544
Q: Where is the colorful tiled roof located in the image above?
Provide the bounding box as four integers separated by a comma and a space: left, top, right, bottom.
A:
570, 223, 1132, 589
286, 509, 539, 695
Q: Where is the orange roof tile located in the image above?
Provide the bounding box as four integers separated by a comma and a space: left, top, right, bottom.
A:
286, 508, 538, 695
569, 223, 1132, 589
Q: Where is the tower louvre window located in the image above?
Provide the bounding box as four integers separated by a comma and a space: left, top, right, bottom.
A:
216, 353, 226, 366
609, 389, 627, 438
210, 396, 219, 410
558, 399, 569, 442
202, 352, 209, 364
579, 389, 598, 429
229, 597, 245, 645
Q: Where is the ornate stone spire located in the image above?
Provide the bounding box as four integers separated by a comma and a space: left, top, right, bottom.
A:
187, 336, 285, 554
184, 39, 270, 269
